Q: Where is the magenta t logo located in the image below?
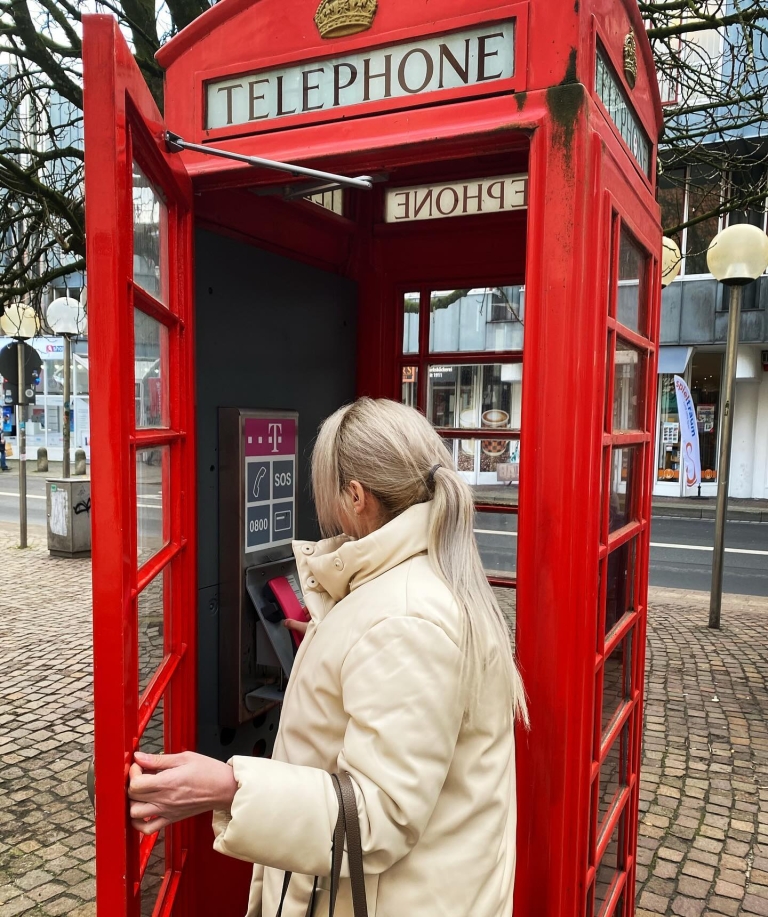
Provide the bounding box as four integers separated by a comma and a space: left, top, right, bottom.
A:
268, 423, 283, 453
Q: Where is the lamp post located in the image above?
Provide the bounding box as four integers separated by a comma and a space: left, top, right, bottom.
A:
706, 223, 768, 629
47, 295, 87, 478
0, 303, 40, 548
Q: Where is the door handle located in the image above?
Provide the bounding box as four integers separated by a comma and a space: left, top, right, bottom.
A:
86, 756, 95, 808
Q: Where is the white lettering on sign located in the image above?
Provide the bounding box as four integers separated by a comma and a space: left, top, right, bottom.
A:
206, 21, 515, 130
385, 174, 528, 223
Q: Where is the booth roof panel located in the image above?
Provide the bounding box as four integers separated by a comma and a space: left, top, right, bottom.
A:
157, 0, 661, 143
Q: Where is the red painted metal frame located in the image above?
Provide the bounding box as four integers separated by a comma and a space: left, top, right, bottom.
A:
82, 0, 665, 914
84, 16, 197, 917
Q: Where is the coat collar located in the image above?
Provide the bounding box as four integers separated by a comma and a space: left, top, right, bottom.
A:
293, 502, 432, 619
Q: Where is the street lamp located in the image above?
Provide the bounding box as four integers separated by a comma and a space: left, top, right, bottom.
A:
706, 223, 768, 629
0, 303, 40, 548
661, 236, 682, 288
47, 295, 87, 478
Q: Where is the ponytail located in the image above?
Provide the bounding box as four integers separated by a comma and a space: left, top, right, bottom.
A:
312, 398, 528, 725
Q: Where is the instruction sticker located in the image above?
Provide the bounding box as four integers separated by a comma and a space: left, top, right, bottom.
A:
244, 417, 296, 553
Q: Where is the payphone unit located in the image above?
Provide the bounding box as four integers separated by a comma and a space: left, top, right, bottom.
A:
218, 407, 310, 729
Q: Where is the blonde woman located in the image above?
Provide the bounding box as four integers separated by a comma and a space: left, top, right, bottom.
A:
129, 398, 527, 917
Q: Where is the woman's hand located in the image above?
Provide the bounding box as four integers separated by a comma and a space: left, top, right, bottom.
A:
282, 618, 309, 636
128, 751, 238, 835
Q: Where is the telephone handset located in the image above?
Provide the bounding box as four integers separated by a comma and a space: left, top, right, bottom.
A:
264, 576, 310, 648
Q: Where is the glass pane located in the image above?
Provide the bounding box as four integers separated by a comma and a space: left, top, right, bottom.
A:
616, 228, 647, 335
139, 696, 165, 756
133, 161, 168, 304
609, 447, 638, 532
605, 538, 636, 636
140, 832, 167, 916
602, 631, 633, 734
427, 364, 522, 430
443, 436, 520, 490
613, 343, 642, 432
475, 511, 517, 579
685, 174, 721, 275
657, 374, 680, 484
598, 721, 630, 831
401, 366, 418, 408
429, 287, 524, 353
134, 309, 169, 428
690, 352, 722, 484
138, 571, 167, 697
594, 811, 625, 915
403, 292, 419, 354
137, 446, 169, 567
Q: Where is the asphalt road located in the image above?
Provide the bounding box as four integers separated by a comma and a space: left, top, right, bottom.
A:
1, 473, 766, 597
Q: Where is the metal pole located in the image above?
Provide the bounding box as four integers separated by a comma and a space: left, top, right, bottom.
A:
16, 339, 27, 549
708, 283, 743, 629
62, 334, 71, 478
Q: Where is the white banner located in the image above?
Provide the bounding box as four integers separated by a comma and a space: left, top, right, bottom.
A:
673, 375, 702, 489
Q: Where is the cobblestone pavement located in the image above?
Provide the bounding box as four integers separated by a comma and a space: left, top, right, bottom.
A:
636, 587, 768, 917
0, 527, 94, 917
1, 532, 767, 916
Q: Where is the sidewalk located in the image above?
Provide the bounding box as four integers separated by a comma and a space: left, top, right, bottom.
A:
0, 534, 767, 916
652, 496, 768, 524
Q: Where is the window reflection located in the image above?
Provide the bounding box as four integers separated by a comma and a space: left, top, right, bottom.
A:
601, 634, 632, 734
401, 366, 418, 408
613, 342, 642, 431
616, 229, 647, 335
609, 448, 637, 532
133, 161, 168, 304
429, 287, 524, 353
403, 292, 419, 354
134, 309, 169, 429
605, 539, 636, 635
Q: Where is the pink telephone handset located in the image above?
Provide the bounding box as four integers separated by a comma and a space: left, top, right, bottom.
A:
267, 576, 310, 648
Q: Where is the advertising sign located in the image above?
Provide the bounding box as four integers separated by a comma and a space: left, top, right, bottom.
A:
243, 416, 297, 553
673, 375, 701, 489
206, 21, 515, 130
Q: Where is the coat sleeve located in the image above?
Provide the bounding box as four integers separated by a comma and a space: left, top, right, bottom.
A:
211, 616, 464, 876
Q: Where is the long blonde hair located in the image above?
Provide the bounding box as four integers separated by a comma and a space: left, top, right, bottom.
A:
312, 397, 528, 725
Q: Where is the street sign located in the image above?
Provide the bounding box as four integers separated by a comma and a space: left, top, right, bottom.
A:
0, 341, 42, 406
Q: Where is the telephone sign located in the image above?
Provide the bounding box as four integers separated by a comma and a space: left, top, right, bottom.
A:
244, 416, 297, 552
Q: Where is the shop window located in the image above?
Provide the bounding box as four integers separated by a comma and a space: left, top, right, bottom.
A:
616, 229, 647, 335
689, 352, 722, 482
427, 363, 522, 431
429, 287, 524, 353
657, 374, 680, 483
685, 176, 722, 275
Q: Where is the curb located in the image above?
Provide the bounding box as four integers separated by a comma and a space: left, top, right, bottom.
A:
652, 504, 768, 523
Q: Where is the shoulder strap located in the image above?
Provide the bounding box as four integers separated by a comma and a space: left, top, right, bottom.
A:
336, 772, 369, 917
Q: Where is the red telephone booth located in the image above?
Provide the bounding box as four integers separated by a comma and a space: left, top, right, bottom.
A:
83, 1, 663, 914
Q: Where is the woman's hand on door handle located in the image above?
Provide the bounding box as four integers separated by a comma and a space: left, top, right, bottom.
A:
128, 750, 238, 835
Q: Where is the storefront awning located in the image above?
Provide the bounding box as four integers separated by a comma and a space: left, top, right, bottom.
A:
658, 346, 692, 374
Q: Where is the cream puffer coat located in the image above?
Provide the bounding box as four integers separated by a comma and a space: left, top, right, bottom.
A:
212, 501, 517, 917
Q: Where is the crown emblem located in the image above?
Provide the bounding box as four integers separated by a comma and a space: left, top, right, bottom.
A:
314, 0, 378, 39
623, 31, 638, 89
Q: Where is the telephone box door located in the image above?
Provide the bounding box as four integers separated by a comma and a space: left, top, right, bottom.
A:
84, 16, 197, 916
